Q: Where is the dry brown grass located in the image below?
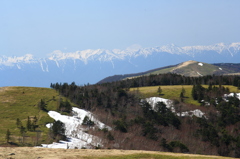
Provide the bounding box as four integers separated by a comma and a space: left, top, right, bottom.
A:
0, 147, 235, 159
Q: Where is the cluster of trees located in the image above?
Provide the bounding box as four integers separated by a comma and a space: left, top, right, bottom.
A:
191, 83, 230, 104
16, 116, 38, 133
160, 138, 189, 153
58, 99, 72, 113
49, 120, 66, 141
50, 73, 240, 157
82, 116, 95, 127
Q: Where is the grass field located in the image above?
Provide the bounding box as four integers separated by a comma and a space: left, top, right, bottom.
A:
130, 85, 240, 105
0, 147, 235, 159
0, 86, 72, 145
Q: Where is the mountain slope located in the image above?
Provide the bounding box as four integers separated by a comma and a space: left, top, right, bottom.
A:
1, 42, 240, 87
98, 61, 240, 83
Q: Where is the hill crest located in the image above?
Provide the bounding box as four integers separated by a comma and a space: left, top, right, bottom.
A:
98, 61, 240, 83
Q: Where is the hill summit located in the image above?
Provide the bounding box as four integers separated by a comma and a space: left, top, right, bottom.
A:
98, 61, 240, 83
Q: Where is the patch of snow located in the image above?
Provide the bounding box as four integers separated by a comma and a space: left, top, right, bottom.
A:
219, 67, 222, 70
177, 109, 205, 118
198, 63, 203, 66
144, 97, 206, 118
41, 107, 111, 149
40, 61, 45, 72
144, 97, 174, 112
224, 93, 240, 100
197, 72, 203, 76
16, 64, 21, 69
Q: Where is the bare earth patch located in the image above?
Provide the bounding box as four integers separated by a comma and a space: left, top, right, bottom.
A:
0, 87, 12, 93
0, 147, 233, 159
171, 60, 197, 72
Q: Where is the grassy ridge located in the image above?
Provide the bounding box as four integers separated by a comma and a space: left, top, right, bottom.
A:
0, 87, 68, 145
130, 85, 240, 105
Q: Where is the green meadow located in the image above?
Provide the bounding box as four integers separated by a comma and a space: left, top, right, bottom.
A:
0, 86, 71, 145
130, 85, 240, 106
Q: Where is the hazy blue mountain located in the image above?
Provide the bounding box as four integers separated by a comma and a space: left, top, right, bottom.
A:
0, 42, 240, 87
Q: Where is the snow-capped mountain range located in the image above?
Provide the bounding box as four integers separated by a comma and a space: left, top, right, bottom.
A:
1, 42, 240, 87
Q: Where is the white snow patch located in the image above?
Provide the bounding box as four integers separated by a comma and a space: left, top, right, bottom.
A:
197, 72, 203, 76
224, 93, 240, 100
198, 63, 203, 66
177, 109, 205, 118
16, 64, 21, 69
40, 61, 45, 72
144, 97, 174, 112
41, 107, 111, 149
144, 97, 206, 118
219, 67, 222, 70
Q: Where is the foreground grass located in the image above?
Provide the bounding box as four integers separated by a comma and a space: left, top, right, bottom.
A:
130, 85, 240, 105
98, 153, 233, 159
0, 148, 234, 159
0, 86, 70, 145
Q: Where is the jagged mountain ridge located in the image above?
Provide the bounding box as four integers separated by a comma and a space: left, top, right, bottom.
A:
1, 42, 240, 87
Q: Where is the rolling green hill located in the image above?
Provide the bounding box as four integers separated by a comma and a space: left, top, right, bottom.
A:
98, 61, 240, 83
122, 61, 234, 80
0, 86, 72, 146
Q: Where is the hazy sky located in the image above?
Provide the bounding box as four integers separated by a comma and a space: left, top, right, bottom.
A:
1, 0, 240, 57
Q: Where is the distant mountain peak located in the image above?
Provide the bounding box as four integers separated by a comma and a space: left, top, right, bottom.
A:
1, 42, 240, 67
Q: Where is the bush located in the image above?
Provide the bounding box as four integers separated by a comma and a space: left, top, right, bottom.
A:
113, 119, 128, 133
169, 141, 189, 153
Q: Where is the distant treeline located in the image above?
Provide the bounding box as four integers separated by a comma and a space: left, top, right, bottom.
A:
99, 73, 240, 88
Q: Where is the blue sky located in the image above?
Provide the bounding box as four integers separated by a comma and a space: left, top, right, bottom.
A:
1, 0, 240, 58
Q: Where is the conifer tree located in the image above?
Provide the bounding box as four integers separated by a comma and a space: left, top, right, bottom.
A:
38, 99, 47, 111
26, 116, 31, 131
16, 118, 22, 128
180, 92, 184, 102
157, 86, 162, 96
5, 129, 10, 143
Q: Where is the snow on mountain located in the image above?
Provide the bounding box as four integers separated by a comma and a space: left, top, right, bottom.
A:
1, 42, 240, 87
182, 42, 240, 56
0, 54, 36, 66
41, 107, 111, 149
1, 42, 240, 67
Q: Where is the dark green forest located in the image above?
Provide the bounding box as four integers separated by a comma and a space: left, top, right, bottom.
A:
50, 73, 240, 157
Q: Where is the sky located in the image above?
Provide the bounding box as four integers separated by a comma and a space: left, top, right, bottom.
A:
1, 0, 240, 58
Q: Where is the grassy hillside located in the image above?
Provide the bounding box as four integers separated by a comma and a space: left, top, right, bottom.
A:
100, 61, 240, 83
0, 86, 71, 146
130, 85, 240, 105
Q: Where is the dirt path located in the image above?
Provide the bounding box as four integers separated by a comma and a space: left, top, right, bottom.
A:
0, 147, 233, 159
171, 60, 197, 72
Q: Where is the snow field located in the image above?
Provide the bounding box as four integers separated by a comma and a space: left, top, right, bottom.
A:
42, 107, 111, 149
